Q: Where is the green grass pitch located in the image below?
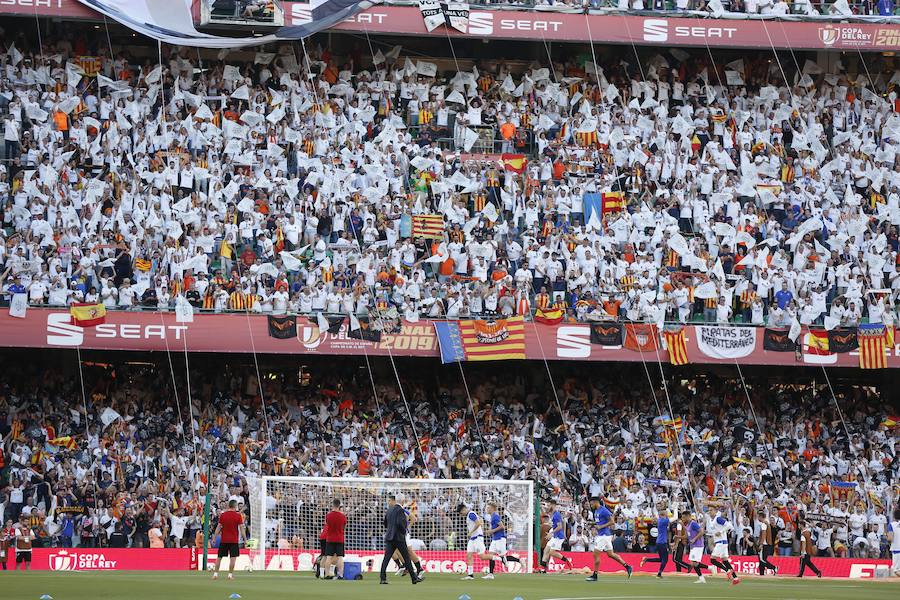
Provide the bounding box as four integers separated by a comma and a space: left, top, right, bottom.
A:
3, 572, 898, 600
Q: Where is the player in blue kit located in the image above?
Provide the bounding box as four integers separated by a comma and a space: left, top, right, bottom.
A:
458, 503, 498, 579
640, 506, 671, 577
540, 499, 573, 572
485, 502, 521, 574
585, 498, 633, 581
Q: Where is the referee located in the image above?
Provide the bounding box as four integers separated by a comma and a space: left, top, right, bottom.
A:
379, 495, 422, 585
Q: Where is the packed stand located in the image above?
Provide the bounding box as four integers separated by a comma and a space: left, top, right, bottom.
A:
0, 33, 899, 331
0, 356, 896, 560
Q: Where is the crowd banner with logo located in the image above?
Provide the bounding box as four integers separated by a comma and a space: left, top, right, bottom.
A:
76, 0, 370, 47
434, 316, 526, 362
5, 4, 900, 50
696, 325, 757, 359
828, 327, 859, 353
418, 0, 445, 32
763, 328, 796, 352
267, 315, 298, 339
623, 323, 659, 352
2, 310, 898, 368
589, 322, 623, 347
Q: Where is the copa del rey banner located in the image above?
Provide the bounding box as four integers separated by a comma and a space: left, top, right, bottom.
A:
24, 548, 194, 571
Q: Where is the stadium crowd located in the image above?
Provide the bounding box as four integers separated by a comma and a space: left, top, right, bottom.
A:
0, 22, 898, 564
0, 356, 897, 561
0, 30, 899, 331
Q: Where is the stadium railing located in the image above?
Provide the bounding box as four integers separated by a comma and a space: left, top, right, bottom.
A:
8, 303, 876, 328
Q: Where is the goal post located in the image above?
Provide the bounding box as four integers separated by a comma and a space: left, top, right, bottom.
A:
248, 476, 534, 575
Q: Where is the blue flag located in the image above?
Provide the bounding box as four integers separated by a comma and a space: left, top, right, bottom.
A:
433, 321, 466, 363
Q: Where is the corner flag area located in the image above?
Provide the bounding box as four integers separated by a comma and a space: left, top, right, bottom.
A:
4, 572, 899, 600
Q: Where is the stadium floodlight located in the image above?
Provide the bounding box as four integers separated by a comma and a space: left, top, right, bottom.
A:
248, 476, 535, 575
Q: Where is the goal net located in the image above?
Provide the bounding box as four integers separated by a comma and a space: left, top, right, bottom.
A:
247, 476, 534, 575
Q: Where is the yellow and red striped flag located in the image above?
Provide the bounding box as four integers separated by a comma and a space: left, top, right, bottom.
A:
411, 214, 445, 239
459, 316, 526, 361
601, 191, 625, 215
858, 323, 887, 369
49, 436, 78, 451
534, 307, 563, 326
70, 302, 106, 327
500, 153, 527, 173
663, 326, 689, 366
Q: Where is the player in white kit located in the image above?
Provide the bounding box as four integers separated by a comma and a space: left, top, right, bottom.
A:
706, 513, 740, 585
889, 508, 900, 576
458, 504, 497, 580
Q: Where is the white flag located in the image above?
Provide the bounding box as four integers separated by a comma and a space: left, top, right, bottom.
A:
419, 0, 445, 32
317, 310, 330, 335
788, 319, 802, 343
462, 127, 479, 152
445, 2, 470, 34
100, 407, 122, 428
350, 313, 361, 331
8, 293, 27, 318
280, 250, 305, 271
175, 296, 194, 323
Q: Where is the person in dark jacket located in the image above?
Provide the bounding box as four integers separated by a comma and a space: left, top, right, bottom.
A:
379, 495, 422, 585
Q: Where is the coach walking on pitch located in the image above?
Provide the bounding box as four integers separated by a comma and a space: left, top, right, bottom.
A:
380, 495, 422, 585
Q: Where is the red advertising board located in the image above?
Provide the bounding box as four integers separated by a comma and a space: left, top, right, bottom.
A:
1, 309, 898, 368
1, 1, 897, 51
16, 547, 193, 571
230, 549, 891, 579
545, 552, 892, 579
0, 547, 891, 578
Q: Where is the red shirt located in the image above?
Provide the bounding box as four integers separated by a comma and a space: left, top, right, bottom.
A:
319, 524, 328, 541
324, 510, 346, 543
219, 510, 243, 544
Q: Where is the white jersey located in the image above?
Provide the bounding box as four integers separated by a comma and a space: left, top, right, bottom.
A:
466, 511, 484, 539
891, 520, 900, 552
711, 519, 733, 544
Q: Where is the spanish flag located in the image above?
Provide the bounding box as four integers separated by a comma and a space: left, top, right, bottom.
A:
663, 326, 689, 366
274, 226, 285, 254
501, 153, 527, 174
880, 415, 899, 429
534, 307, 564, 326
49, 436, 78, 451
70, 303, 106, 327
